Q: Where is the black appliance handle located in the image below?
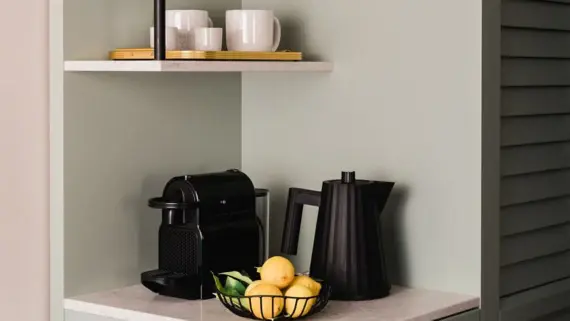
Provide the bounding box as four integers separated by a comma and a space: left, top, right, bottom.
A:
281, 188, 321, 255
256, 216, 265, 265
148, 197, 195, 210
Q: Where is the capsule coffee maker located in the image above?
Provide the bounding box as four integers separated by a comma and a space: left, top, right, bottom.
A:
141, 169, 269, 300
281, 171, 394, 301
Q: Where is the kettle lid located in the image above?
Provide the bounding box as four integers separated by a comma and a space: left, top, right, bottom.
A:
324, 171, 375, 186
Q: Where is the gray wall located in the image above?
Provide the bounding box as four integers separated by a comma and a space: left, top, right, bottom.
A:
241, 0, 482, 295
498, 1, 570, 320
62, 0, 242, 296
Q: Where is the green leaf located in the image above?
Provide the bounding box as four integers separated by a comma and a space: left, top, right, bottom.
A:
219, 271, 254, 285
212, 272, 250, 311
225, 276, 247, 295
211, 272, 227, 294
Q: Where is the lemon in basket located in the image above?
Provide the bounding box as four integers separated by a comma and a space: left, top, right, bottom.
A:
245, 280, 265, 296
288, 275, 321, 296
258, 256, 295, 289
247, 283, 284, 320
284, 285, 316, 318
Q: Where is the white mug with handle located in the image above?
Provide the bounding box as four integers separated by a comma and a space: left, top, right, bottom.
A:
166, 10, 214, 50
226, 10, 281, 52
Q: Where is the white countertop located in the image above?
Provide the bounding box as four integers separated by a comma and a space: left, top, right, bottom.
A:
64, 285, 478, 321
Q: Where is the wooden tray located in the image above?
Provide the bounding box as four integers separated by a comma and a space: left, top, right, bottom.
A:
109, 48, 303, 61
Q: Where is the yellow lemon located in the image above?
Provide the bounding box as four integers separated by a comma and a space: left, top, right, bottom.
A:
247, 283, 284, 320
244, 280, 266, 296
259, 256, 295, 289
289, 275, 322, 295
284, 285, 316, 318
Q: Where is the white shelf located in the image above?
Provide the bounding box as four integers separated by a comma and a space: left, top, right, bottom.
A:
64, 285, 479, 321
64, 60, 333, 72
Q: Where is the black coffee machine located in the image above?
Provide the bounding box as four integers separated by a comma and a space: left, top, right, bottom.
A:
141, 169, 266, 300
281, 171, 394, 301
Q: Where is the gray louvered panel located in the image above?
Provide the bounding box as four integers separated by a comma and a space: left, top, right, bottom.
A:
500, 251, 570, 296
501, 115, 570, 146
502, 197, 570, 236
502, 88, 570, 116
503, 1, 570, 31
500, 278, 570, 321
503, 28, 570, 58
501, 170, 570, 206
501, 142, 570, 176
436, 309, 480, 321
534, 308, 570, 321
501, 224, 570, 266
538, 0, 570, 4
502, 59, 570, 87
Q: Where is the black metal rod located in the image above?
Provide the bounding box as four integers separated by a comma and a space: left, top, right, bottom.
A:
154, 0, 166, 60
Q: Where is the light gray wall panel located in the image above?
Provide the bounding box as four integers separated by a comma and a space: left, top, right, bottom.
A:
501, 197, 570, 236
501, 224, 570, 265
500, 278, 570, 321
502, 28, 570, 58
500, 251, 570, 296
241, 0, 482, 297
501, 170, 570, 206
502, 1, 570, 30
502, 88, 570, 116
501, 115, 570, 146
63, 0, 242, 297
501, 142, 570, 176
502, 59, 570, 87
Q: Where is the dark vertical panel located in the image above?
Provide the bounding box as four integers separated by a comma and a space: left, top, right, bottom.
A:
501, 224, 570, 265
501, 115, 570, 146
502, 88, 570, 116
501, 142, 570, 176
502, 59, 570, 87
436, 309, 480, 321
502, 1, 570, 30
483, 0, 502, 320
502, 28, 570, 58
501, 170, 570, 206
501, 197, 570, 236
500, 0, 570, 319
500, 278, 570, 321
500, 251, 570, 296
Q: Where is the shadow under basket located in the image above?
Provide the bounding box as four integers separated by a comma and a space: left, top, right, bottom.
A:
216, 284, 331, 320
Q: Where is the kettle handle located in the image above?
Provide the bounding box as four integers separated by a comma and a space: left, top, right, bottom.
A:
281, 188, 321, 255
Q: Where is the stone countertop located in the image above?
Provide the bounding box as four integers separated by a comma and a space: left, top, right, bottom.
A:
64, 285, 479, 321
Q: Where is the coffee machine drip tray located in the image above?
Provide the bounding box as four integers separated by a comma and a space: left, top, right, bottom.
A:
141, 269, 206, 300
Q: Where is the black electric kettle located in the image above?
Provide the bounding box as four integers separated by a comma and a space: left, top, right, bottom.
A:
281, 171, 394, 301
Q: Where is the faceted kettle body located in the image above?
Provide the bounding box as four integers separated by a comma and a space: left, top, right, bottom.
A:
281, 171, 394, 301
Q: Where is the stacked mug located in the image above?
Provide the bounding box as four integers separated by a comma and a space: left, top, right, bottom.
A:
150, 9, 281, 52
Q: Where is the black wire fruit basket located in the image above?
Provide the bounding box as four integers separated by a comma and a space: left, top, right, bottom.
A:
214, 275, 331, 320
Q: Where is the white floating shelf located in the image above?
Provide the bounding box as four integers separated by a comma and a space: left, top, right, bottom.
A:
64, 285, 478, 321
64, 60, 333, 72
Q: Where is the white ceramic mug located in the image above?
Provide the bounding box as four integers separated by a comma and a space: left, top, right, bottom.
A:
150, 26, 178, 50
166, 10, 214, 50
194, 28, 223, 51
226, 10, 281, 52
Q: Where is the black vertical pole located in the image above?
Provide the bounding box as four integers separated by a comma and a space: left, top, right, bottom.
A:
154, 0, 166, 60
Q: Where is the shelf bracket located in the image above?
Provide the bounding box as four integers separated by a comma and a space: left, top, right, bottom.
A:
154, 0, 166, 60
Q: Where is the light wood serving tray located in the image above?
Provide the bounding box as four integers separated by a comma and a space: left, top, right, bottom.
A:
109, 48, 303, 61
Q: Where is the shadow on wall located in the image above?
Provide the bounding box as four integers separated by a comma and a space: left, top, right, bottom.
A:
381, 186, 410, 287
276, 16, 322, 61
